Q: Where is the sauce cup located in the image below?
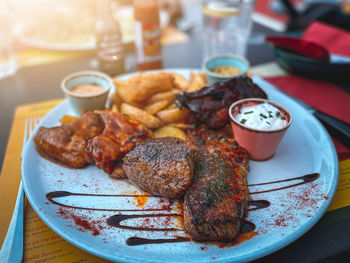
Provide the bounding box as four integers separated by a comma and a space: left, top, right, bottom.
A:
228, 98, 292, 161
61, 70, 113, 115
203, 54, 250, 85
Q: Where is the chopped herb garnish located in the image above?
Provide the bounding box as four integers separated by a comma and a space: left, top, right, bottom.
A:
240, 119, 247, 124
266, 121, 270, 124
276, 111, 281, 117
244, 111, 253, 115
260, 113, 267, 119
281, 116, 286, 120
268, 111, 272, 113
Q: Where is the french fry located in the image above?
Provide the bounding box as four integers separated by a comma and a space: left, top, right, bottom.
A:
144, 100, 169, 115
110, 104, 119, 113
121, 103, 163, 129
187, 72, 207, 92
156, 107, 190, 124
154, 126, 187, 140
59, 115, 78, 125
166, 103, 177, 109
170, 123, 190, 130
147, 89, 179, 104
114, 90, 123, 110
114, 73, 175, 106
172, 73, 189, 91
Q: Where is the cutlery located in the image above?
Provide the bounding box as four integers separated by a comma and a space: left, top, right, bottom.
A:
296, 101, 350, 148
0, 116, 41, 263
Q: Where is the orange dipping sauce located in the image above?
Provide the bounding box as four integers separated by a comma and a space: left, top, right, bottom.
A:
70, 83, 105, 95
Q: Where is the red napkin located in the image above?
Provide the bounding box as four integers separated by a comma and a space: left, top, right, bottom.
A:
302, 21, 350, 57
265, 75, 350, 161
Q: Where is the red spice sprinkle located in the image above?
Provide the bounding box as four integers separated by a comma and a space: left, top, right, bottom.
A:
274, 217, 288, 227
161, 200, 174, 211
200, 246, 208, 250
57, 207, 103, 236
321, 194, 329, 200
164, 215, 172, 225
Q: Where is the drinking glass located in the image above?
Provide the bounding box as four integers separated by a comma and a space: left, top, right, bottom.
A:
202, 0, 255, 61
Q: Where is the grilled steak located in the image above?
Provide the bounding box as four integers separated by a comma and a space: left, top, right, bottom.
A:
184, 127, 249, 242
34, 112, 104, 168
122, 137, 197, 198
176, 76, 267, 129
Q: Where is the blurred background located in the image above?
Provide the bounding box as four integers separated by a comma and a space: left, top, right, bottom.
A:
1, 0, 350, 79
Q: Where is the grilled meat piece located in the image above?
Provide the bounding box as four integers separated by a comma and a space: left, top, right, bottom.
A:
184, 127, 249, 242
86, 110, 152, 176
34, 112, 104, 168
175, 77, 267, 129
122, 137, 197, 198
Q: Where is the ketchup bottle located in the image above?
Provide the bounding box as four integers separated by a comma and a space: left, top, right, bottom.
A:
134, 0, 163, 71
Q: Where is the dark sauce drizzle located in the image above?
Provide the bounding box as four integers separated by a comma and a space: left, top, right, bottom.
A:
107, 213, 181, 231
46, 173, 319, 246
126, 236, 191, 246
240, 220, 256, 234
248, 173, 320, 195
46, 191, 171, 212
248, 200, 271, 211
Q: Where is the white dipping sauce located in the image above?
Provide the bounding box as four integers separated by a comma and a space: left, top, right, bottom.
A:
235, 102, 287, 130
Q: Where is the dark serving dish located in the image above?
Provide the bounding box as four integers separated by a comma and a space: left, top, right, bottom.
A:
273, 47, 350, 82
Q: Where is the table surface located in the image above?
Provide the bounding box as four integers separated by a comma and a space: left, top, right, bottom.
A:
1, 20, 350, 263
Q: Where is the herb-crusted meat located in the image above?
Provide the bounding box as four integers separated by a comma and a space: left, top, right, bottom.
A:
184, 127, 250, 242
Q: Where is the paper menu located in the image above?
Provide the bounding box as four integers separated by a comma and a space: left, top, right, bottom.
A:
24, 200, 110, 263
327, 159, 350, 211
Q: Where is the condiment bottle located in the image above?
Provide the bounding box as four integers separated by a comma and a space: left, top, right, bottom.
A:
134, 0, 163, 71
95, 0, 125, 76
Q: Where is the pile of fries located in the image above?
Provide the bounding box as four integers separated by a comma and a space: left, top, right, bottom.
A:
112, 72, 207, 140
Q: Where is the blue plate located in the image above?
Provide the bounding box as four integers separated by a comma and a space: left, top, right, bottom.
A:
22, 70, 338, 263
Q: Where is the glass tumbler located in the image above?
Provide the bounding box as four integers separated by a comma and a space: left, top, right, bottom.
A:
202, 0, 254, 60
